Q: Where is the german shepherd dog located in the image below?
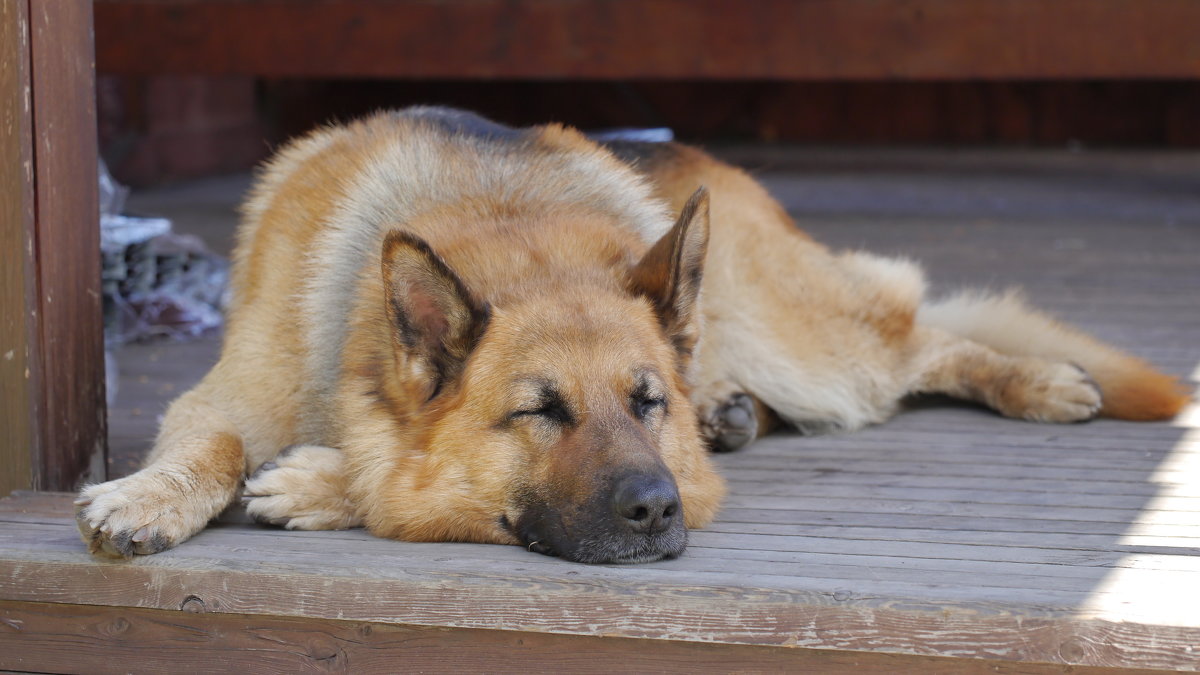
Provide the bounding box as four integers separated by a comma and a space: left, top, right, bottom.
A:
77, 107, 1190, 563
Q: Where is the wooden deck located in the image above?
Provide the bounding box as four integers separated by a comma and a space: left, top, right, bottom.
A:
2, 148, 1198, 672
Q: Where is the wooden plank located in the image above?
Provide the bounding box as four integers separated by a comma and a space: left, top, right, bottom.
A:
93, 0, 1200, 80
2, 493, 1199, 669
726, 472, 1198, 500
7, 513, 1198, 584
720, 482, 1196, 511
0, 0, 37, 494
0, 600, 1168, 675
6, 516, 1200, 599
2, 502, 1193, 575
716, 494, 1200, 524
724, 454, 1199, 479
5, 523, 1199, 628
1, 532, 1198, 669
724, 439, 1199, 464
14, 489, 1200, 575
738, 426, 1195, 450
28, 0, 107, 490
696, 522, 1200, 552
713, 509, 1200, 534
721, 459, 1200, 489
4, 510, 1198, 599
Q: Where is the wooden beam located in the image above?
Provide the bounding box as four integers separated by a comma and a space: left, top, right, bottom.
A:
94, 0, 1200, 80
6, 492, 1200, 671
0, 600, 1170, 674
0, 0, 38, 495
26, 1, 107, 490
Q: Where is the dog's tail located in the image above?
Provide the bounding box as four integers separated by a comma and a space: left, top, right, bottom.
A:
918, 290, 1191, 421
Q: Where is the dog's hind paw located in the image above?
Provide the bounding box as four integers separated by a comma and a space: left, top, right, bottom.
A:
701, 392, 759, 453
996, 361, 1103, 423
242, 445, 361, 530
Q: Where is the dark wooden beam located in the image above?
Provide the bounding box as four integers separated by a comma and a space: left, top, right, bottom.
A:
94, 0, 1200, 80
0, 599, 1171, 674
22, 1, 107, 490
0, 0, 38, 495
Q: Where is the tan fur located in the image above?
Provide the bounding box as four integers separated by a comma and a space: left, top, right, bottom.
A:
621, 142, 1188, 436
918, 290, 1190, 420
77, 109, 1190, 560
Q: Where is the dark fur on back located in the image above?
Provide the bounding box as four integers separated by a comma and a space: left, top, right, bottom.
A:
599, 139, 683, 173
399, 106, 527, 143
399, 106, 682, 175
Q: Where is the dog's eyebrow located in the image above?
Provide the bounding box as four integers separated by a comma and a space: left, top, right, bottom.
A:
631, 367, 667, 398
511, 376, 568, 408
511, 375, 556, 394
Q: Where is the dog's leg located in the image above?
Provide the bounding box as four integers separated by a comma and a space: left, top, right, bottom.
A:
691, 322, 779, 452
75, 389, 245, 557
907, 326, 1103, 422
242, 445, 361, 530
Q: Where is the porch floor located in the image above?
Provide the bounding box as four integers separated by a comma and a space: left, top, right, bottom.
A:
3, 147, 1199, 672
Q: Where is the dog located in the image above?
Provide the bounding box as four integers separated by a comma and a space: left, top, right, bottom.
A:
76, 107, 1191, 563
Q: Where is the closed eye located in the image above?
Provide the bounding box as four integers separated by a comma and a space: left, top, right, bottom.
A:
632, 395, 667, 420
509, 393, 573, 425
630, 370, 668, 421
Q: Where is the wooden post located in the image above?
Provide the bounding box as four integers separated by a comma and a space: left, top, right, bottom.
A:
0, 0, 106, 493
0, 0, 38, 495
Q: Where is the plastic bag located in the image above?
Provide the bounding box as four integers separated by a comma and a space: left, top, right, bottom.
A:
99, 160, 229, 344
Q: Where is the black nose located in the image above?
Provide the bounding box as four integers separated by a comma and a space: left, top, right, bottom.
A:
612, 475, 681, 535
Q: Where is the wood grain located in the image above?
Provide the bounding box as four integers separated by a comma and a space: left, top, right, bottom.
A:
93, 0, 1200, 80
255, 79, 1200, 149
3, 514, 1198, 596
1, 600, 1171, 675
1, 490, 1199, 671
0, 0, 37, 494
28, 0, 107, 490
0, 549, 1193, 671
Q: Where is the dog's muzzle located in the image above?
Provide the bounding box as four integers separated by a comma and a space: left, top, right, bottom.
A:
510, 471, 687, 564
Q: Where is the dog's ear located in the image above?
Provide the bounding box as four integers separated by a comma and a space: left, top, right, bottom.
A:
382, 230, 489, 398
630, 187, 710, 359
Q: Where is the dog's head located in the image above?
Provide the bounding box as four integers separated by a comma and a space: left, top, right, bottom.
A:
370, 189, 724, 563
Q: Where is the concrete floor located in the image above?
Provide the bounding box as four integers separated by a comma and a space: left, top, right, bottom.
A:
107, 146, 1200, 477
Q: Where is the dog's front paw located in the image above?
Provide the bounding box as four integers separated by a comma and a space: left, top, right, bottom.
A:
242, 445, 360, 530
75, 472, 210, 558
998, 361, 1103, 423
699, 392, 760, 453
